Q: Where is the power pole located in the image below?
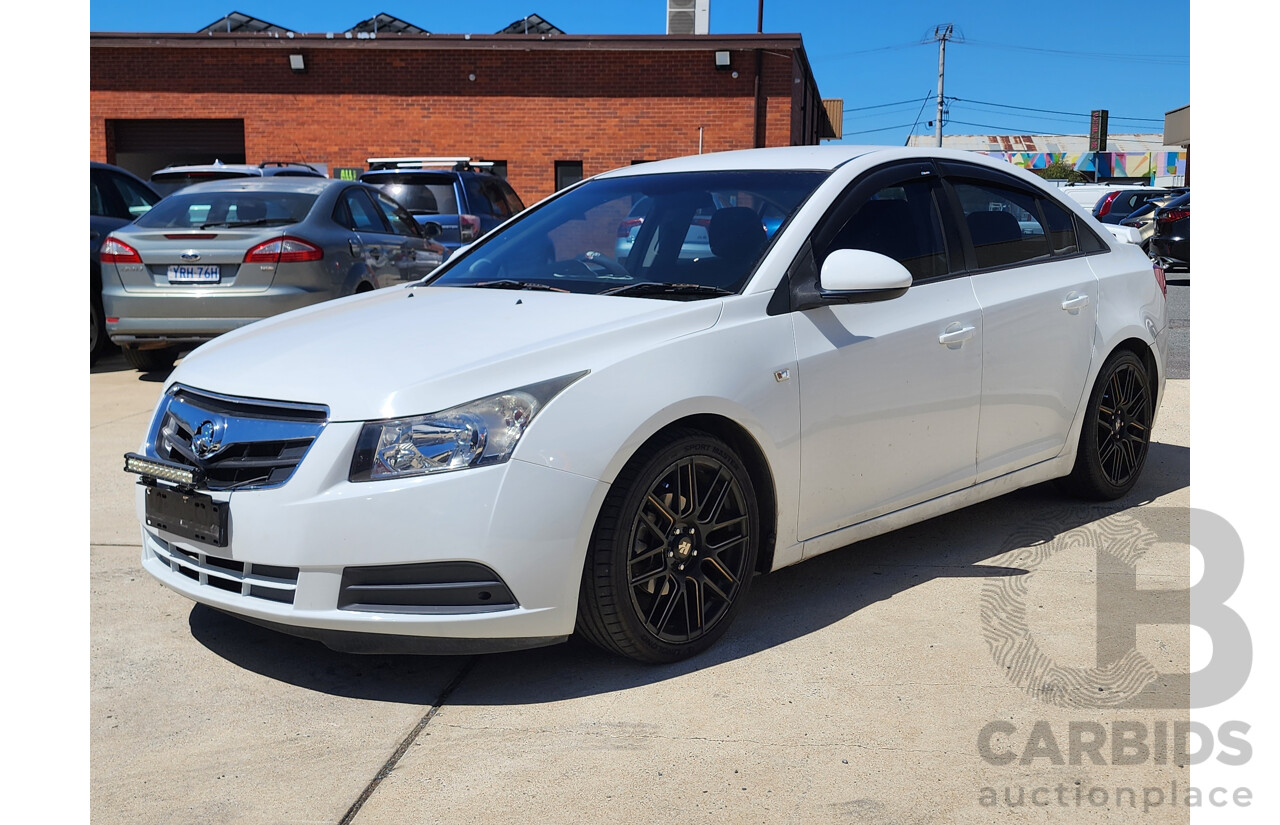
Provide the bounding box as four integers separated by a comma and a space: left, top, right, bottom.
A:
933, 24, 953, 148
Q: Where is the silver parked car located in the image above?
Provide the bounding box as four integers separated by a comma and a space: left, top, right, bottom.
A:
101, 178, 447, 371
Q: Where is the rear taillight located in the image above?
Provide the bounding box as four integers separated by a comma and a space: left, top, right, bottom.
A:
1158, 208, 1189, 224
617, 217, 643, 238
1153, 262, 1167, 297
244, 236, 323, 264
459, 214, 481, 242
100, 237, 141, 264
1096, 191, 1120, 217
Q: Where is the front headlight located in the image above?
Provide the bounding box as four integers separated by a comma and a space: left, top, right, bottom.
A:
348, 371, 587, 482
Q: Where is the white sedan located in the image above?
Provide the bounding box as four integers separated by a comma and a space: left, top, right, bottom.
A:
126, 145, 1167, 663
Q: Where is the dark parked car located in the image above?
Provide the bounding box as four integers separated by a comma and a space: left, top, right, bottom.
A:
1091, 187, 1173, 224
101, 177, 447, 371
360, 158, 526, 255
1118, 188, 1189, 255
150, 160, 326, 196
91, 161, 162, 364
1149, 193, 1189, 271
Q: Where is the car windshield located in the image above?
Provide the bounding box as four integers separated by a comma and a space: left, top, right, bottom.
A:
367, 175, 460, 215
426, 170, 827, 297
134, 191, 318, 229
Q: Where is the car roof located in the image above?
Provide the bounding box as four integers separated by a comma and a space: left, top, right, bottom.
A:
591, 145, 1071, 178
161, 177, 346, 195
91, 160, 155, 186
152, 161, 320, 174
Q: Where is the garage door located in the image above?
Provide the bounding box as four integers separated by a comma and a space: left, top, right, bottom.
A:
108, 119, 246, 181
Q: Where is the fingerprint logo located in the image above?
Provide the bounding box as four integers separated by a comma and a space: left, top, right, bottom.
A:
980, 511, 1163, 708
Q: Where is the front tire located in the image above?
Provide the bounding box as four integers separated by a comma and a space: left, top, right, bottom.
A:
1061, 350, 1153, 500
576, 430, 760, 663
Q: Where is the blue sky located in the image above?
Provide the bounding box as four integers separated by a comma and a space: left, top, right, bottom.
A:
88, 1, 1190, 144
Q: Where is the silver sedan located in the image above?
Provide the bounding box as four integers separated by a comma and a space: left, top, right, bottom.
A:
101, 177, 447, 371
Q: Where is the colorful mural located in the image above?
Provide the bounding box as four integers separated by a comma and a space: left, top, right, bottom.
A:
979, 150, 1187, 182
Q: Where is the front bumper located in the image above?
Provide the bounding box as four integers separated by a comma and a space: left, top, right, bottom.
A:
138, 423, 610, 652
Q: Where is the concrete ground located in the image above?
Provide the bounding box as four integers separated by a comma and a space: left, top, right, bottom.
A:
91, 352, 1191, 824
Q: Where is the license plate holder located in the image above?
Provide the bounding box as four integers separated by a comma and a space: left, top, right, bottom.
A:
145, 485, 229, 547
167, 264, 220, 284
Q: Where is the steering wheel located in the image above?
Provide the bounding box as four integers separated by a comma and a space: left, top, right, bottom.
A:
574, 251, 633, 280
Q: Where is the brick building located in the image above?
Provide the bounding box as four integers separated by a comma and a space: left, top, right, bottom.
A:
90, 30, 837, 203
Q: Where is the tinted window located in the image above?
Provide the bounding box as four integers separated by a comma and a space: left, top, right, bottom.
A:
499, 181, 526, 213
339, 189, 388, 233
1038, 197, 1079, 256
823, 178, 951, 281
136, 191, 316, 228
150, 171, 255, 197
106, 172, 160, 218
953, 180, 1051, 269
373, 192, 422, 237
466, 177, 513, 219
366, 175, 460, 215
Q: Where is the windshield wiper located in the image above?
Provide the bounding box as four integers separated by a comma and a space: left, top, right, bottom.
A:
470, 279, 570, 293
601, 282, 735, 298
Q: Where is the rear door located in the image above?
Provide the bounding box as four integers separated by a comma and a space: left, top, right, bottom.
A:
335, 187, 399, 287
940, 161, 1099, 481
370, 191, 444, 283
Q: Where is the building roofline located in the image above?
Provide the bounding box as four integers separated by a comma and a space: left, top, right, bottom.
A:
89, 31, 808, 52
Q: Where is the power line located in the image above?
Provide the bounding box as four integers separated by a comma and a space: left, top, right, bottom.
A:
844, 97, 931, 113
843, 122, 920, 136
953, 97, 1165, 123
820, 41, 925, 60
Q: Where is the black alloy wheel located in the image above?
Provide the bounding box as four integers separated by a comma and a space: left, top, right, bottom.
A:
1061, 349, 1153, 500
577, 430, 759, 663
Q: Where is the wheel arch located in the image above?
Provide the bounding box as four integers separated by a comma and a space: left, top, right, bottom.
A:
1104, 335, 1161, 399
613, 413, 779, 577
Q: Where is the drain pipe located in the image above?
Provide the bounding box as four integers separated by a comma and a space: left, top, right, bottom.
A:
752, 2, 764, 147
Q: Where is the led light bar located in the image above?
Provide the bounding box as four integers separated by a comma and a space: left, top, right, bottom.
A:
123, 453, 202, 487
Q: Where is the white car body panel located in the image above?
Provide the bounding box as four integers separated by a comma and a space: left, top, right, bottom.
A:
131, 145, 1166, 655
794, 276, 983, 538
970, 255, 1098, 481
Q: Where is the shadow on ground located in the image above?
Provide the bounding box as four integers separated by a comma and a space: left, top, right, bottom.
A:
188, 439, 1189, 705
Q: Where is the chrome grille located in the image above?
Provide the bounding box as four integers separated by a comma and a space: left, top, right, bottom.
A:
147, 384, 328, 491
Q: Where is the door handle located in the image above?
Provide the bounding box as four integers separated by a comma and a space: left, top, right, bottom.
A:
1061, 293, 1090, 314
938, 323, 976, 349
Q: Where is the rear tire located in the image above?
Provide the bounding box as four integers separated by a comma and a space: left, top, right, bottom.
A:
576, 429, 759, 663
122, 345, 178, 373
1060, 350, 1153, 500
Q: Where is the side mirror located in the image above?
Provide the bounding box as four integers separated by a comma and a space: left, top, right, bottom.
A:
420, 221, 443, 240
818, 248, 912, 303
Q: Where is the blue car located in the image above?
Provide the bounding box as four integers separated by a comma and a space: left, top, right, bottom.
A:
360, 158, 526, 256
91, 161, 162, 364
